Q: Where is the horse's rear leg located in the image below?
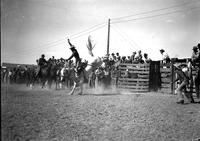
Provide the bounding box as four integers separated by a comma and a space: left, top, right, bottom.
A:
77, 80, 84, 95
69, 82, 77, 95
41, 80, 46, 89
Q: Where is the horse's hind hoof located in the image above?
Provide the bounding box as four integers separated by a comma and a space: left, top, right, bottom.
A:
77, 92, 82, 95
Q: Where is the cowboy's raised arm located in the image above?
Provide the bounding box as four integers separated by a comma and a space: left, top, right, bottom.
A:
66, 52, 75, 61
68, 39, 73, 47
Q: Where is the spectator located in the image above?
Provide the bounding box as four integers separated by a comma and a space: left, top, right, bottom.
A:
191, 46, 199, 63
95, 67, 102, 88
135, 50, 144, 63
126, 56, 132, 63
110, 53, 116, 61
112, 66, 121, 87
116, 52, 121, 62
144, 53, 151, 63
131, 51, 136, 62
160, 49, 170, 63
121, 56, 127, 63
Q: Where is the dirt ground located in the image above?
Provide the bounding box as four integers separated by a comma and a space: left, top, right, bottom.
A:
1, 84, 200, 141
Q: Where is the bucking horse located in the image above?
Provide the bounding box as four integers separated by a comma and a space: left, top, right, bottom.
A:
68, 57, 103, 95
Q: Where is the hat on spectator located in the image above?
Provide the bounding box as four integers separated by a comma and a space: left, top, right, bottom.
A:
193, 46, 197, 50
160, 49, 165, 52
197, 43, 200, 48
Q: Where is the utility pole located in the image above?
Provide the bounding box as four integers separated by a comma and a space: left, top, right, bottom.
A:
107, 19, 110, 56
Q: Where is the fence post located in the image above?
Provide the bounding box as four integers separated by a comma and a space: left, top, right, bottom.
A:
149, 61, 161, 92
171, 63, 175, 94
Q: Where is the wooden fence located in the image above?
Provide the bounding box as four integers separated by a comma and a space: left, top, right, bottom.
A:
159, 63, 173, 94
117, 63, 150, 92
114, 61, 197, 94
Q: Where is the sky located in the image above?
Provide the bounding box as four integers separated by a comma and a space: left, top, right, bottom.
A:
1, 0, 200, 65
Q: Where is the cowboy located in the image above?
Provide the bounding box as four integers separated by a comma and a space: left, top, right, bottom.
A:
160, 49, 170, 63
36, 54, 47, 78
38, 54, 47, 67
66, 39, 81, 72
191, 45, 200, 100
171, 64, 190, 104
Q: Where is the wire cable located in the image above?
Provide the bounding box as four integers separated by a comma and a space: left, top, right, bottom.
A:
111, 0, 199, 21
112, 24, 141, 50
13, 23, 107, 56
111, 24, 140, 50
111, 6, 200, 24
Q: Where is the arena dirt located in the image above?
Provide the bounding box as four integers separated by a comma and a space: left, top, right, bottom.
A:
1, 84, 200, 141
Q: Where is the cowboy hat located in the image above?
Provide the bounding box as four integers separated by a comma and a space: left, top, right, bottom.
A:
193, 46, 197, 50
160, 49, 165, 52
173, 64, 180, 69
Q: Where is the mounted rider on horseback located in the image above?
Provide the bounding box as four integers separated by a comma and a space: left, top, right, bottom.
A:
35, 54, 48, 78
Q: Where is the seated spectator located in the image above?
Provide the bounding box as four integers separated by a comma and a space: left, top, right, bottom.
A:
160, 49, 170, 63
131, 51, 136, 62
110, 53, 116, 62
144, 53, 151, 63
121, 56, 127, 63
135, 50, 144, 63
116, 52, 121, 62
126, 56, 132, 63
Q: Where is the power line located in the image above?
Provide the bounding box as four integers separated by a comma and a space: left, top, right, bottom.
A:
111, 24, 140, 50
111, 6, 200, 24
71, 23, 107, 39
69, 22, 107, 38
35, 22, 107, 50
13, 23, 107, 56
112, 24, 141, 49
13, 22, 107, 54
111, 0, 199, 21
